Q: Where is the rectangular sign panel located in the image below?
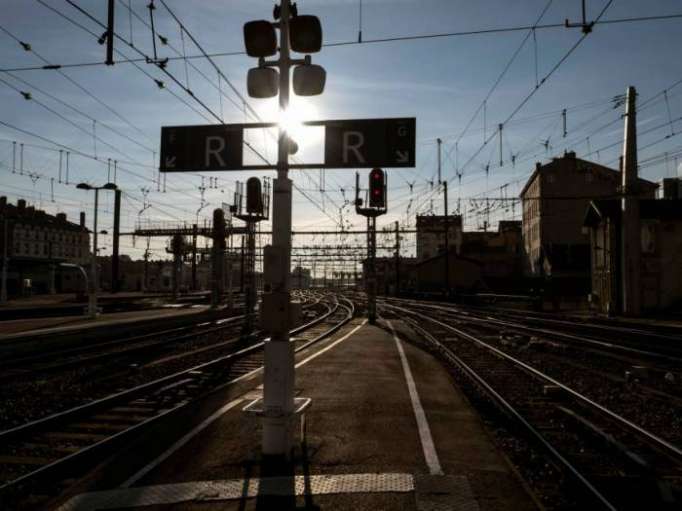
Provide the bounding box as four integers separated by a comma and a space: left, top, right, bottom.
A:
323, 117, 415, 168
160, 125, 243, 172
159, 117, 416, 171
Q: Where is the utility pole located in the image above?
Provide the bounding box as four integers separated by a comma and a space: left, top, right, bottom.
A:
437, 137, 442, 183
367, 215, 377, 323
171, 233, 183, 301
1, 218, 8, 303
191, 224, 198, 291
92, 189, 99, 314
443, 181, 449, 297
240, 235, 245, 294
111, 189, 121, 293
621, 86, 641, 316
244, 219, 256, 330
211, 209, 226, 308
143, 238, 150, 292
394, 220, 400, 296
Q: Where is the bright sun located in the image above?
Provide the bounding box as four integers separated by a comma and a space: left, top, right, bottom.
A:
278, 99, 319, 143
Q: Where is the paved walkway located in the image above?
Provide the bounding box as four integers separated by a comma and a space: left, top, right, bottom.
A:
55, 320, 537, 511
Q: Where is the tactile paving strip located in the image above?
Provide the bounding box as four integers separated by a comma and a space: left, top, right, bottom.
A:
58, 472, 416, 510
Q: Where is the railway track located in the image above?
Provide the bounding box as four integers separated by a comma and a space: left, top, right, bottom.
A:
388, 297, 682, 359
0, 294, 354, 507
0, 294, 320, 380
380, 299, 682, 510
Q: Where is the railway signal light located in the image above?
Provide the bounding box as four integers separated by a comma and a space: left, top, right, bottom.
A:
246, 177, 264, 215
369, 168, 385, 209
247, 67, 279, 98
289, 15, 322, 53
293, 63, 326, 96
243, 20, 277, 57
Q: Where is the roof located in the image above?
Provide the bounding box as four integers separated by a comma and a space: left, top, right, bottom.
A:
584, 199, 682, 227
0, 201, 86, 232
519, 152, 657, 198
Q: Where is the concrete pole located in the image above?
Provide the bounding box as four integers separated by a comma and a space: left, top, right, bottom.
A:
621, 86, 641, 316
262, 0, 295, 457
443, 181, 449, 297
227, 253, 234, 312
89, 189, 99, 318
1, 219, 8, 303
367, 215, 377, 324
191, 224, 198, 291
437, 138, 442, 184
394, 220, 400, 296
212, 209, 226, 308
111, 189, 121, 293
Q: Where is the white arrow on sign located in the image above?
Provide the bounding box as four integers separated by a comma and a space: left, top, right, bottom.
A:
396, 150, 409, 163
165, 156, 177, 168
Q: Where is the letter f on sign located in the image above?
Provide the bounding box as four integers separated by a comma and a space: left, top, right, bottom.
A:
342, 131, 365, 164
205, 136, 227, 168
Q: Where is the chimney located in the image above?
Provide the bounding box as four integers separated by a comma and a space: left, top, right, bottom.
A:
80, 211, 86, 228
56, 212, 67, 222
0, 196, 6, 211
17, 199, 26, 211
535, 162, 541, 171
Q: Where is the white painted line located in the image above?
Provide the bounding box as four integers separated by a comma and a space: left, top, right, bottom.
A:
122, 319, 367, 488
295, 320, 367, 369
386, 320, 443, 476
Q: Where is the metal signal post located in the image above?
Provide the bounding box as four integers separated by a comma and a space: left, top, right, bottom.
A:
356, 169, 387, 324
243, 0, 325, 458
233, 177, 270, 334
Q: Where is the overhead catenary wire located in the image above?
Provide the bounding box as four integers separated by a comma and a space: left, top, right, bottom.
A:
3, 12, 682, 73
59, 0, 339, 224
453, 0, 615, 184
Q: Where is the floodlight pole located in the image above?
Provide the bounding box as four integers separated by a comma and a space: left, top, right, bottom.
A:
89, 188, 99, 319
262, 0, 295, 457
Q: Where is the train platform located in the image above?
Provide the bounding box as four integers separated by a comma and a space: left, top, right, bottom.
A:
55, 319, 537, 511
0, 303, 212, 339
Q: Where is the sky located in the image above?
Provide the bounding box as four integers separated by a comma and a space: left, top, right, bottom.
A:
1, 0, 682, 269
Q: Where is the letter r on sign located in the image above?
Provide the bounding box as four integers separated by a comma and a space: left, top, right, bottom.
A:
342, 131, 365, 164
205, 136, 227, 168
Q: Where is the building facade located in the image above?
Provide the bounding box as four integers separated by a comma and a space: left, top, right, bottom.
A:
415, 214, 462, 261
1, 197, 90, 296
585, 199, 682, 313
460, 220, 524, 291
520, 152, 657, 293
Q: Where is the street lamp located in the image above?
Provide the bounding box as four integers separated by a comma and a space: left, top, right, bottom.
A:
243, 1, 324, 458
76, 182, 117, 318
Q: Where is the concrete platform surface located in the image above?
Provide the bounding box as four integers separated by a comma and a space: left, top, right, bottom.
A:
56, 320, 537, 511
0, 304, 210, 338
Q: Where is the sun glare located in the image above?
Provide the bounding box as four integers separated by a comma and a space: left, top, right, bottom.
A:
278, 100, 320, 145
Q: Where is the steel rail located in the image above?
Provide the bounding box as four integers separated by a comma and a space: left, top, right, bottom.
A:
385, 298, 682, 362
393, 311, 617, 511
0, 293, 354, 494
383, 302, 682, 462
